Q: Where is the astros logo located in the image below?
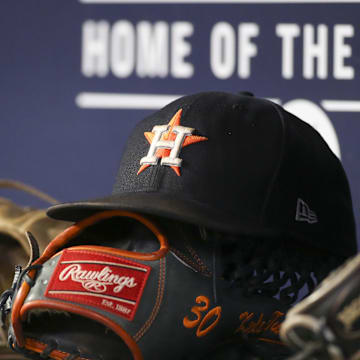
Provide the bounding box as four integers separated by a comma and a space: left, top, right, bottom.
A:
137, 109, 208, 176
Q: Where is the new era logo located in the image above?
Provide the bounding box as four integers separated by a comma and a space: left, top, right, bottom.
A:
295, 198, 318, 224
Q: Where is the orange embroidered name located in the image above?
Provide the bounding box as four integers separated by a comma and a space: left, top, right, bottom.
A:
183, 295, 222, 337
235, 311, 284, 336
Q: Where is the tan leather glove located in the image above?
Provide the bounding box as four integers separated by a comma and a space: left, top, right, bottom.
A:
0, 180, 71, 358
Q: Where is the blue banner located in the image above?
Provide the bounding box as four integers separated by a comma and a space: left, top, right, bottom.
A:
1, 0, 359, 245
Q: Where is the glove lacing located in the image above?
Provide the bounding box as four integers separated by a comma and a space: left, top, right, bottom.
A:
0, 231, 43, 344
0, 263, 43, 329
219, 236, 343, 306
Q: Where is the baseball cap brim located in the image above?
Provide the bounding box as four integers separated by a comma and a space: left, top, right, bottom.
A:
47, 193, 278, 238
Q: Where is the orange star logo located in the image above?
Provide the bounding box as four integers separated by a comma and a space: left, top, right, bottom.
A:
137, 108, 208, 176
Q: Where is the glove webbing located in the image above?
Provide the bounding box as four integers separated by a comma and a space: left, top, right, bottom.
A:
219, 236, 343, 305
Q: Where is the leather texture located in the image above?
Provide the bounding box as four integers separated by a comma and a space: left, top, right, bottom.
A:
10, 212, 292, 360
0, 180, 71, 357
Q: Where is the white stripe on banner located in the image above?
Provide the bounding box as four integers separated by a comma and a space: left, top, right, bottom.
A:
76, 93, 360, 112
76, 92, 181, 110
80, 0, 360, 3
321, 101, 360, 112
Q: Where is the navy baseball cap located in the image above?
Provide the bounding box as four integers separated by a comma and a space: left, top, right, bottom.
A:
48, 91, 357, 257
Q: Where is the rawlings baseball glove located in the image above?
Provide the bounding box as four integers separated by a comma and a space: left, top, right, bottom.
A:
280, 251, 360, 360
2, 210, 296, 360
0, 180, 70, 358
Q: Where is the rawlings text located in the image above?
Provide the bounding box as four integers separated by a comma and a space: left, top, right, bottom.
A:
59, 264, 137, 293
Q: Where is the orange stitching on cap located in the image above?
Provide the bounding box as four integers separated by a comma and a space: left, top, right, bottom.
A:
134, 257, 166, 342
25, 338, 89, 360
235, 311, 284, 336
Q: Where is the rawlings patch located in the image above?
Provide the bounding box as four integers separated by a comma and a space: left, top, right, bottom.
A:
45, 249, 151, 321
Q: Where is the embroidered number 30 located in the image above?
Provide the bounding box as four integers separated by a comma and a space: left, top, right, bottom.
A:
183, 295, 222, 337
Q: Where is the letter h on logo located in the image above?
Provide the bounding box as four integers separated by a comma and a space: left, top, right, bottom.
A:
140, 124, 195, 168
